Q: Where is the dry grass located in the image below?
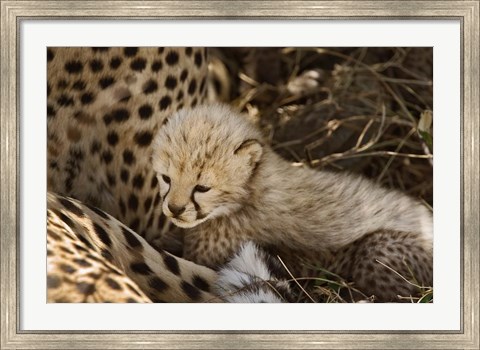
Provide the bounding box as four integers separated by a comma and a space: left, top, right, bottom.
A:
211, 47, 433, 302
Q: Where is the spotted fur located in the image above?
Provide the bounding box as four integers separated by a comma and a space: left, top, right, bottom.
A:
48, 192, 220, 303
47, 47, 208, 246
47, 206, 151, 303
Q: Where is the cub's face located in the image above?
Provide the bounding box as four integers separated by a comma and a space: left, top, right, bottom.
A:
152, 105, 263, 228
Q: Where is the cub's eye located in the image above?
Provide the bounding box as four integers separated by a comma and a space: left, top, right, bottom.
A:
161, 175, 171, 184
194, 185, 211, 193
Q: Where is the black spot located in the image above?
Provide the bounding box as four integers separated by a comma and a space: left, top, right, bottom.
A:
122, 150, 135, 165
144, 197, 152, 211
76, 282, 96, 295
91, 47, 109, 52
164, 75, 177, 90
125, 282, 141, 296
69, 147, 84, 160
149, 277, 169, 292
102, 151, 113, 164
129, 218, 140, 232
143, 79, 158, 94
185, 47, 193, 56
213, 78, 222, 95
151, 60, 162, 72
48, 230, 62, 241
101, 249, 113, 262
77, 234, 94, 250
81, 92, 95, 105
52, 209, 75, 231
89, 59, 104, 72
176, 90, 184, 101
57, 79, 68, 89
138, 104, 153, 120
90, 140, 101, 155
47, 275, 61, 288
119, 199, 126, 217
59, 263, 76, 274
200, 77, 206, 93
74, 243, 89, 253
58, 197, 84, 217
107, 173, 116, 187
99, 76, 115, 89
163, 254, 180, 275
180, 69, 188, 82
84, 203, 109, 221
120, 169, 130, 183
64, 60, 83, 74
93, 222, 112, 247
158, 48, 165, 54
59, 246, 74, 255
110, 56, 122, 69
147, 216, 154, 228
192, 275, 210, 292
132, 174, 144, 189
105, 277, 122, 290
264, 254, 287, 279
153, 192, 161, 207
130, 262, 153, 275
124, 47, 138, 57
57, 94, 74, 106
126, 298, 138, 303
188, 79, 197, 95
73, 258, 92, 268
181, 281, 201, 300
194, 52, 203, 67
159, 96, 172, 111
112, 109, 130, 123
151, 175, 158, 188
47, 105, 56, 117
72, 80, 86, 91
121, 226, 142, 248
191, 97, 198, 108
47, 83, 51, 97
47, 49, 54, 62
165, 51, 179, 66
107, 131, 119, 146
128, 193, 139, 211
134, 131, 153, 147
130, 58, 147, 71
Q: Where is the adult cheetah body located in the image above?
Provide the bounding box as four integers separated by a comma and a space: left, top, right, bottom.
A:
47, 47, 207, 244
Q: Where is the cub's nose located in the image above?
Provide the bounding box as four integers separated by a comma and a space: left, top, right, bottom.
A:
168, 203, 186, 217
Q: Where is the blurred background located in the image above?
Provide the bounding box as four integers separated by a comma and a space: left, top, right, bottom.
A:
209, 47, 433, 207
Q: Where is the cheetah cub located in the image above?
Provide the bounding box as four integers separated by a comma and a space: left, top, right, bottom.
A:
152, 104, 433, 302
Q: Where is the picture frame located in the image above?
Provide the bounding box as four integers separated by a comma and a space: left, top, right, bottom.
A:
1, 1, 478, 349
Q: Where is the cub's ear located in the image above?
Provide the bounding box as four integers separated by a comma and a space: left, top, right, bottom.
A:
234, 139, 263, 166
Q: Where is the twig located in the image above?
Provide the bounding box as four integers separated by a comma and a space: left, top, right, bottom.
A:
276, 256, 317, 303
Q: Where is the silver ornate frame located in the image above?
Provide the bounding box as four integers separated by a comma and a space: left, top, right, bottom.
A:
1, 1, 478, 349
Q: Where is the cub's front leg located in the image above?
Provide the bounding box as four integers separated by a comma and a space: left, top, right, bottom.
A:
183, 227, 248, 269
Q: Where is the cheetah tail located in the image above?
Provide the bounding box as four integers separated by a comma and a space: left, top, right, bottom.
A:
214, 241, 293, 303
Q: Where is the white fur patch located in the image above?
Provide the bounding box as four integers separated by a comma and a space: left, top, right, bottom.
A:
214, 242, 286, 303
